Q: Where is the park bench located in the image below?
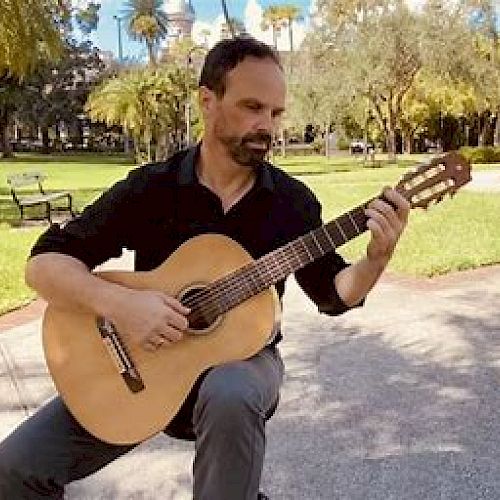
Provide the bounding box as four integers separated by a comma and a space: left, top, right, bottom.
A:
7, 171, 75, 223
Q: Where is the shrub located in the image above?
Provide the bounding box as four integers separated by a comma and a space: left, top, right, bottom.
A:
459, 146, 500, 163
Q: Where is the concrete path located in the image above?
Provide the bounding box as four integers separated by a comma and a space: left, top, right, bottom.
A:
466, 169, 500, 191
1, 251, 499, 499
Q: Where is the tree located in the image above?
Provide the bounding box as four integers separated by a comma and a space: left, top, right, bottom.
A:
16, 41, 106, 154
0, 0, 63, 78
124, 0, 169, 66
86, 66, 194, 162
282, 5, 301, 51
309, 2, 423, 158
75, 2, 101, 35
261, 6, 286, 48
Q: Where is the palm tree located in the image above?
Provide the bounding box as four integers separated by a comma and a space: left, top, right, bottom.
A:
261, 6, 286, 49
279, 5, 301, 54
124, 0, 169, 66
86, 66, 191, 162
0, 0, 62, 78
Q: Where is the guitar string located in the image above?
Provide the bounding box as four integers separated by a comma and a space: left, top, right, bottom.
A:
184, 242, 312, 321
183, 224, 353, 323
182, 238, 310, 311
184, 241, 316, 322
176, 173, 435, 321
186, 208, 370, 323
183, 208, 367, 318
182, 216, 364, 322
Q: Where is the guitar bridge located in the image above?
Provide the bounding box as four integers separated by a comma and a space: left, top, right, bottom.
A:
96, 317, 145, 393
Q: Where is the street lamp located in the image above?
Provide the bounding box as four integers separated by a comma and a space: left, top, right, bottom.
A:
113, 15, 124, 62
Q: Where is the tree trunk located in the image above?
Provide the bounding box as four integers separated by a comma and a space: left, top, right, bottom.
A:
147, 40, 157, 67
404, 133, 413, 154
386, 103, 397, 162
494, 110, 500, 147
0, 114, 14, 158
272, 27, 278, 49
41, 126, 51, 154
280, 128, 286, 157
155, 131, 169, 161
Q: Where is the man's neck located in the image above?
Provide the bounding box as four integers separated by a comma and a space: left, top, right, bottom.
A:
198, 140, 255, 194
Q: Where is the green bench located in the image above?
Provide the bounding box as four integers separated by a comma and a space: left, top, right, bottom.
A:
7, 171, 75, 223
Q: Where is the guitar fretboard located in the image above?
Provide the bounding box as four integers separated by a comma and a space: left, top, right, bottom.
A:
205, 203, 368, 316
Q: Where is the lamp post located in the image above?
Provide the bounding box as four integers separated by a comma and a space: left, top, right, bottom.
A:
113, 15, 124, 62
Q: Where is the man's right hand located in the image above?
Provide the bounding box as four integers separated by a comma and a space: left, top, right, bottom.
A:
108, 289, 191, 351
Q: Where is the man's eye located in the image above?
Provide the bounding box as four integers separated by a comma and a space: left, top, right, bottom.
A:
246, 103, 261, 110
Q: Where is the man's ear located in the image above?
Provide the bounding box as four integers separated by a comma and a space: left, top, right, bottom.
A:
198, 86, 216, 114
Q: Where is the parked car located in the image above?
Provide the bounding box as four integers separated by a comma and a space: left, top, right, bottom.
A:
349, 140, 374, 154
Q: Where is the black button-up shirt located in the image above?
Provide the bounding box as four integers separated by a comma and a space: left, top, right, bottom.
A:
31, 146, 354, 341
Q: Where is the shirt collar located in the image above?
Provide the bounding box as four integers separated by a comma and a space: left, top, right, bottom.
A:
178, 142, 275, 192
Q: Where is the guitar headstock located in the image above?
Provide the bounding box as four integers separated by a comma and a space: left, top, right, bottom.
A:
396, 152, 471, 209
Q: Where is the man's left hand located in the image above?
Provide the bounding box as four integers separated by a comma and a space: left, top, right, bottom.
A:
364, 187, 410, 268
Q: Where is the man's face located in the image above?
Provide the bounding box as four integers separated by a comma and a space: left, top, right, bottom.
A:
201, 56, 286, 167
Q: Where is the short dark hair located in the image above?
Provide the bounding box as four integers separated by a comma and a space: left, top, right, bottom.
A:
199, 37, 282, 97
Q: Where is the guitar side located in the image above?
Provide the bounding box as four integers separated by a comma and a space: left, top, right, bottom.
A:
42, 234, 279, 445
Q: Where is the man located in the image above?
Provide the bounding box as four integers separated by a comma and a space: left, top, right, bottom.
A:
0, 38, 409, 499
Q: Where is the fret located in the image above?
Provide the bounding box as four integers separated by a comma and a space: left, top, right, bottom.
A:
299, 236, 314, 260
334, 219, 347, 242
313, 227, 332, 254
290, 240, 308, 267
310, 231, 326, 255
321, 225, 337, 249
347, 211, 361, 234
352, 206, 368, 232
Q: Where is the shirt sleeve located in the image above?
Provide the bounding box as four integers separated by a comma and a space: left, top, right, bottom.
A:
30, 167, 147, 270
294, 193, 362, 316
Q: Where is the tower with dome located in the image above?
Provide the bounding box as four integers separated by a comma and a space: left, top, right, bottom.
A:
164, 0, 196, 41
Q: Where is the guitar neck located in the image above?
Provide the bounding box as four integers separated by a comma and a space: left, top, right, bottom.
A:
211, 203, 369, 315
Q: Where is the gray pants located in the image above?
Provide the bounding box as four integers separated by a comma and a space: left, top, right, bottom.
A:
0, 346, 283, 500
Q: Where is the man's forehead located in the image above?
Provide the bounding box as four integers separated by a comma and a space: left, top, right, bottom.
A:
225, 57, 286, 99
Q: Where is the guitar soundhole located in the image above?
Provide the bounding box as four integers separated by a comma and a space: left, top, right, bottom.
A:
181, 286, 220, 334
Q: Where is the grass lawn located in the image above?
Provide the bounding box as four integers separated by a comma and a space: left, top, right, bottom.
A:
0, 152, 499, 314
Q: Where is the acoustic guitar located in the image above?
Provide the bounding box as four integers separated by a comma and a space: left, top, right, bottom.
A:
42, 152, 471, 444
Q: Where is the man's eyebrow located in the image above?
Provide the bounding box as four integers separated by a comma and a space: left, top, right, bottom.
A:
238, 98, 285, 113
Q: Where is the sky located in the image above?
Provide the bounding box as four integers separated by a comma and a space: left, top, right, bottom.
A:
87, 0, 314, 61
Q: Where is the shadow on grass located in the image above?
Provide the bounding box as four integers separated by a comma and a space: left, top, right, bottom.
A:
0, 153, 135, 165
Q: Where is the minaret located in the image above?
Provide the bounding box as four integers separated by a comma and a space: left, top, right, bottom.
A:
165, 0, 195, 40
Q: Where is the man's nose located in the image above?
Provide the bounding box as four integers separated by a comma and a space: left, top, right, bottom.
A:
256, 110, 274, 133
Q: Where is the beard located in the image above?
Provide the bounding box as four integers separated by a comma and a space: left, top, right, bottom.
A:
216, 128, 272, 167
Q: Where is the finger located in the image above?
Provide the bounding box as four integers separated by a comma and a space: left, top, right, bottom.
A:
368, 198, 401, 231
143, 338, 162, 351
366, 218, 386, 244
160, 326, 183, 343
365, 207, 397, 241
165, 311, 189, 331
382, 187, 410, 222
161, 294, 191, 315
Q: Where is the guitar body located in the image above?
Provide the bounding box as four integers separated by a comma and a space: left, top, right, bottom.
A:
42, 152, 471, 445
42, 234, 279, 444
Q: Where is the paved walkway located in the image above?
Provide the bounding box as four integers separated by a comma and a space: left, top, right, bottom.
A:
1, 252, 499, 499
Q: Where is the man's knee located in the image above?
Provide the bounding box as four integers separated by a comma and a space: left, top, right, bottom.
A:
196, 365, 264, 423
